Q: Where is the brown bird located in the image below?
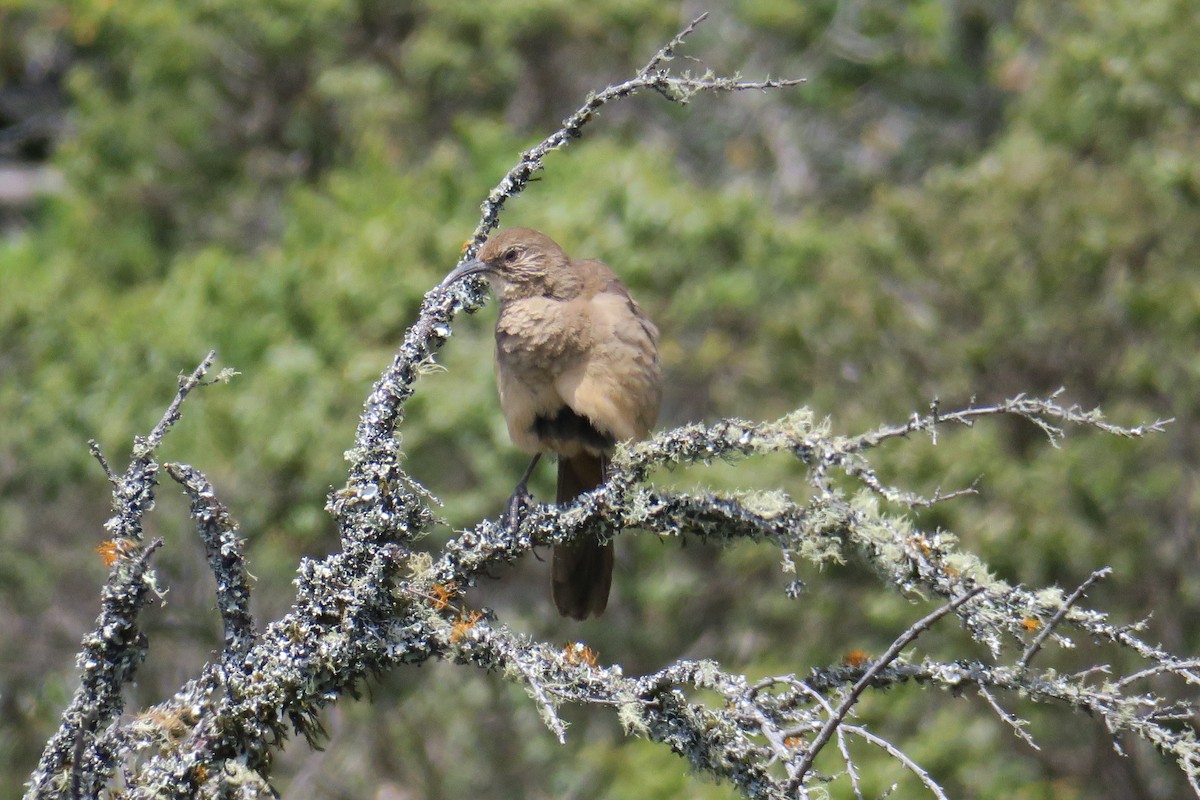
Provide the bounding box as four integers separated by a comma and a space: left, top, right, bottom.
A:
441, 228, 662, 619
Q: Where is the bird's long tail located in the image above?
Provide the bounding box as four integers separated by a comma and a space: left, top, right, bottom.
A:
552, 452, 612, 619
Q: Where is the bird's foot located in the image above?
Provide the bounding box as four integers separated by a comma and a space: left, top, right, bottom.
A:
504, 482, 532, 532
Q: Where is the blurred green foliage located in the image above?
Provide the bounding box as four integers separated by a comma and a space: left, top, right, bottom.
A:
1, 0, 1197, 797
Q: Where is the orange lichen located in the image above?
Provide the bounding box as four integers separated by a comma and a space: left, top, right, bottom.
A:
95, 538, 137, 567
843, 649, 870, 668
429, 583, 458, 611
1021, 617, 1043, 632
450, 610, 483, 644
563, 642, 598, 667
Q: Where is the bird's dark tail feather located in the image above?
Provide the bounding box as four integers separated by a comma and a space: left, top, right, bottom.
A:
552, 452, 612, 619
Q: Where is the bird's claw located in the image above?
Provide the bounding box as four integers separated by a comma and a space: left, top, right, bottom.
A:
504, 483, 532, 532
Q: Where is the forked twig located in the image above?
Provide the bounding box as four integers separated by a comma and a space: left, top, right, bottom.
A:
792, 588, 985, 786
1020, 568, 1112, 668
844, 725, 950, 800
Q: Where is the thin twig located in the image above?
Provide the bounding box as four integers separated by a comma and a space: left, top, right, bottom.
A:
514, 652, 568, 744
843, 725, 951, 800
779, 680, 865, 800
839, 454, 978, 508
1117, 658, 1200, 689
453, 15, 803, 258
837, 726, 865, 800
792, 587, 985, 786
87, 440, 116, 486
134, 350, 218, 460
978, 686, 1040, 750
642, 13, 708, 73
850, 393, 1171, 455
748, 703, 795, 772
1020, 568, 1112, 669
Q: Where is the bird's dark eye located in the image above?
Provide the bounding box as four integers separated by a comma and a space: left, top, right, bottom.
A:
503, 247, 520, 263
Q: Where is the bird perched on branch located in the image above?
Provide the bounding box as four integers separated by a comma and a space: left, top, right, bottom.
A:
441, 228, 662, 619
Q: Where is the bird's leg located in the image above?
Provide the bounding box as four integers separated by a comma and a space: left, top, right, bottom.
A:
505, 452, 542, 532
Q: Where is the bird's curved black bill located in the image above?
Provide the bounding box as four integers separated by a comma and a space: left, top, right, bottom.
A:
439, 258, 489, 288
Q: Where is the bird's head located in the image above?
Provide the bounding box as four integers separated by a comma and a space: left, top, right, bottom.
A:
441, 227, 580, 301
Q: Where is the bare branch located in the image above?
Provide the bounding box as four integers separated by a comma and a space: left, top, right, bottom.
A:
454, 16, 804, 256
641, 12, 709, 73
1117, 659, 1200, 689
87, 439, 116, 486
843, 725, 951, 800
1020, 567, 1112, 669
793, 588, 985, 786
837, 726, 865, 800
978, 686, 1040, 750
848, 391, 1172, 454
135, 350, 219, 462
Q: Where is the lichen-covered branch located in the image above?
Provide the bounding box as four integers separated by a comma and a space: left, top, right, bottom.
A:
462, 12, 803, 257
164, 463, 256, 662
29, 359, 1200, 799
26, 351, 218, 799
